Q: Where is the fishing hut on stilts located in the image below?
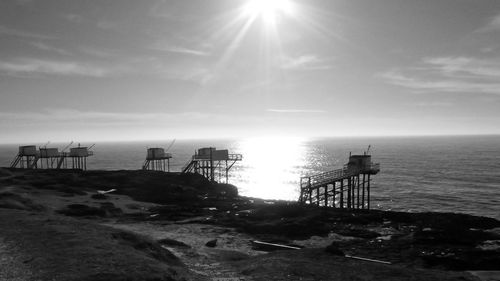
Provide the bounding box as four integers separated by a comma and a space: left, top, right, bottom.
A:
142, 148, 172, 172
10, 145, 39, 169
181, 147, 242, 183
55, 142, 74, 169
68, 144, 94, 170
299, 147, 380, 209
10, 142, 94, 171
39, 146, 61, 169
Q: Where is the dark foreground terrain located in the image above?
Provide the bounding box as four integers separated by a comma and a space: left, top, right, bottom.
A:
1, 168, 499, 281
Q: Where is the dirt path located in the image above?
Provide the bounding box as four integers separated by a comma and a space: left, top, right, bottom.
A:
0, 237, 34, 281
106, 222, 260, 280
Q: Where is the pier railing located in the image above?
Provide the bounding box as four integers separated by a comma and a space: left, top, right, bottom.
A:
299, 162, 380, 208
305, 167, 351, 188
301, 163, 380, 190
182, 153, 243, 173
190, 153, 242, 161
11, 150, 94, 169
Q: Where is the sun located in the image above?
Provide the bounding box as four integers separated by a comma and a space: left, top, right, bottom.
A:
243, 0, 294, 24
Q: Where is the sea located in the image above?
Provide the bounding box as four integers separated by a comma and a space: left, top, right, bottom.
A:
1, 135, 499, 220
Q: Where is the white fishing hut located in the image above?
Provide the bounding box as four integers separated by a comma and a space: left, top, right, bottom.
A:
38, 147, 61, 169
40, 148, 59, 158
19, 145, 37, 156
196, 148, 230, 161
346, 154, 379, 173
143, 148, 172, 172
182, 147, 242, 183
10, 145, 39, 169
68, 145, 94, 170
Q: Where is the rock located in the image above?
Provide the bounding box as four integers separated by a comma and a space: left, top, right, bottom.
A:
477, 240, 500, 251
157, 238, 191, 248
111, 230, 182, 265
99, 202, 123, 216
334, 227, 380, 239
325, 242, 345, 256
91, 193, 108, 200
57, 204, 105, 217
205, 239, 217, 247
0, 191, 45, 211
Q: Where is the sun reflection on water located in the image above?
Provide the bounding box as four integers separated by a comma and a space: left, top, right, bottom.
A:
234, 136, 307, 200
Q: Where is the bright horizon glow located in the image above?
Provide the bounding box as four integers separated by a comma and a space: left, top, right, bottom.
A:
235, 136, 306, 200
242, 0, 295, 24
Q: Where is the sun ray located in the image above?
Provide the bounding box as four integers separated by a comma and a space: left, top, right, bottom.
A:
257, 11, 287, 98
188, 0, 298, 105
290, 4, 385, 63
210, 15, 257, 82
207, 10, 255, 45
243, 0, 295, 26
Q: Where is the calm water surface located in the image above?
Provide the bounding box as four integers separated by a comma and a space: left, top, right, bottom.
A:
1, 135, 499, 219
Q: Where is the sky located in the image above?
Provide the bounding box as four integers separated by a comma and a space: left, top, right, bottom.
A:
1, 0, 500, 143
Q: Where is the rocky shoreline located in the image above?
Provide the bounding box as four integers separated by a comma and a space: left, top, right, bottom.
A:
1, 168, 499, 281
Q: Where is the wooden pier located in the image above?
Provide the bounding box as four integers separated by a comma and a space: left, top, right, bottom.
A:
299, 154, 380, 209
182, 147, 242, 183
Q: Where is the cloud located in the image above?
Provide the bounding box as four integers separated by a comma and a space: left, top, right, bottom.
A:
0, 109, 226, 129
413, 102, 454, 107
423, 57, 500, 78
0, 58, 111, 77
267, 108, 326, 114
0, 25, 54, 40
379, 56, 500, 94
146, 57, 213, 84
168, 67, 214, 85
280, 54, 332, 70
168, 46, 210, 56
96, 20, 119, 31
78, 46, 122, 59
0, 110, 175, 121
150, 43, 211, 57
62, 13, 84, 23
30, 42, 72, 56
478, 13, 500, 32
176, 68, 213, 84
0, 54, 210, 83
156, 65, 213, 84
0, 109, 311, 142
480, 45, 500, 53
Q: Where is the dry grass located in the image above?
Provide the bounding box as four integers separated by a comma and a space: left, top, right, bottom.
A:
0, 209, 204, 281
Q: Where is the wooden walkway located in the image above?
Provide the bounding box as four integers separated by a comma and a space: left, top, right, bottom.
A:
299, 164, 380, 209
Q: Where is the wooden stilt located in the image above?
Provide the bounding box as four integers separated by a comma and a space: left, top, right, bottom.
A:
324, 185, 328, 207
367, 174, 371, 209
362, 174, 366, 209
333, 182, 336, 208
308, 181, 312, 204
347, 177, 351, 209
340, 179, 344, 209
316, 187, 320, 206
356, 175, 360, 209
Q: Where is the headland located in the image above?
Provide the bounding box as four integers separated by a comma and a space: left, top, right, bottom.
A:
1, 168, 499, 281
